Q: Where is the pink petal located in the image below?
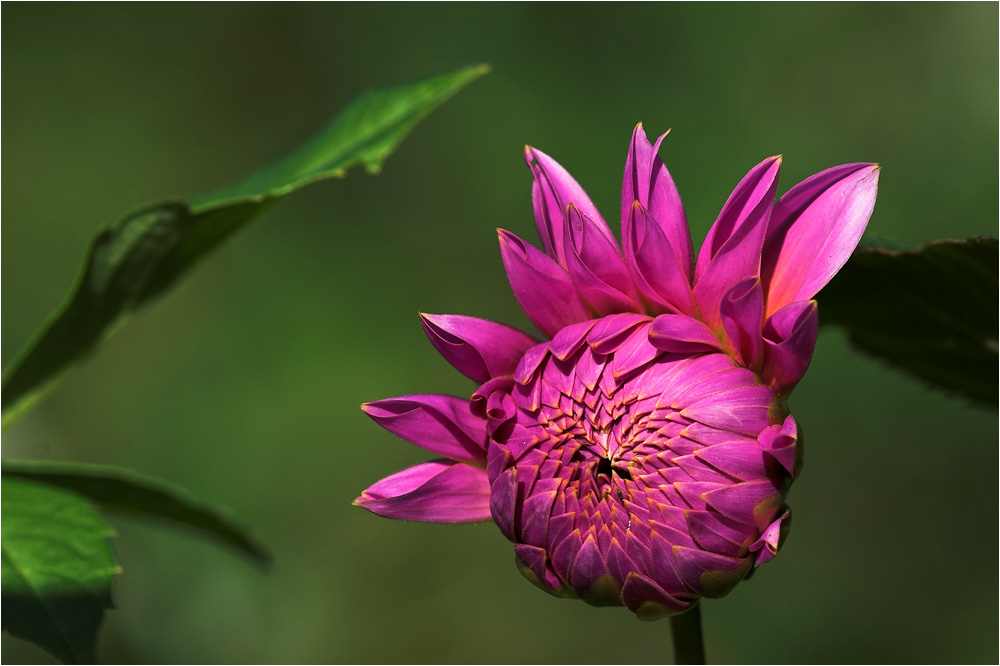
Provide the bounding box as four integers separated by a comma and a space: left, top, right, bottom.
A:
420, 313, 538, 383
719, 277, 764, 370
588, 312, 653, 354
621, 124, 693, 279
623, 201, 696, 315
498, 229, 590, 337
648, 314, 723, 354
761, 300, 818, 394
673, 546, 751, 598
564, 205, 642, 315
694, 157, 781, 330
758, 415, 800, 478
761, 164, 880, 317
702, 479, 784, 529
362, 395, 487, 463
354, 460, 491, 523
750, 508, 791, 566
525, 145, 613, 267
622, 572, 692, 619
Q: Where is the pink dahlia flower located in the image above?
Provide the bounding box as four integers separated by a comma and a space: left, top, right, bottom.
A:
356, 125, 879, 618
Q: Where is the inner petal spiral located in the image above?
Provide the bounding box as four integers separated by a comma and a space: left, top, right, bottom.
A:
482, 315, 794, 618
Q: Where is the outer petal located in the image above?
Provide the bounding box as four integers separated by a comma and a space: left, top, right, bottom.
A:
420, 313, 538, 383
719, 277, 764, 371
750, 507, 791, 566
648, 314, 723, 354
761, 300, 818, 394
525, 145, 613, 267
761, 164, 880, 317
564, 205, 642, 315
498, 229, 590, 337
354, 459, 492, 523
362, 394, 487, 463
694, 157, 781, 330
621, 124, 693, 280
623, 201, 696, 315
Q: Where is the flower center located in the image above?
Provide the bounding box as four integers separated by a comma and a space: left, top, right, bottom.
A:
485, 315, 788, 609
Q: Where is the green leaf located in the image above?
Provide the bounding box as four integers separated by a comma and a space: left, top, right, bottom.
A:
1, 64, 490, 426
2, 460, 270, 566
820, 237, 998, 408
2, 478, 118, 664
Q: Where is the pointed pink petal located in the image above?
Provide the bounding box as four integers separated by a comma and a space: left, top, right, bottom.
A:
498, 229, 590, 337
719, 277, 764, 370
695, 439, 769, 481
673, 546, 751, 598
362, 395, 487, 463
762, 164, 880, 316
549, 320, 597, 361
621, 572, 692, 619
750, 508, 791, 566
758, 415, 800, 478
685, 509, 755, 558
679, 384, 774, 437
648, 314, 723, 353
587, 312, 653, 354
623, 201, 696, 315
621, 124, 693, 279
611, 323, 662, 381
515, 544, 567, 593
571, 535, 617, 602
564, 205, 642, 315
694, 157, 781, 330
354, 460, 491, 523
761, 300, 818, 394
702, 479, 784, 529
490, 466, 519, 540
420, 313, 537, 383
525, 145, 613, 267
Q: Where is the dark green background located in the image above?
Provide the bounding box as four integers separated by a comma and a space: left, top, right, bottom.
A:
3, 4, 997, 663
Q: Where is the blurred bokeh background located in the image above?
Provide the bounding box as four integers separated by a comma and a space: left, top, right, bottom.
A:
3, 4, 997, 663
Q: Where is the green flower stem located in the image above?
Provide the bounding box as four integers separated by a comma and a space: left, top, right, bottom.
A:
670, 605, 706, 664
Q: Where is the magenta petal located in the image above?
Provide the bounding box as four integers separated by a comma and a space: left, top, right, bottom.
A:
694, 157, 781, 330
549, 320, 598, 361
621, 572, 691, 619
588, 313, 653, 354
673, 546, 751, 598
762, 164, 880, 317
719, 277, 764, 370
420, 313, 537, 383
648, 314, 723, 353
525, 145, 613, 267
750, 508, 791, 566
761, 300, 818, 394
604, 322, 658, 380
571, 535, 617, 603
696, 440, 769, 481
621, 124, 693, 279
623, 202, 696, 315
498, 229, 590, 337
702, 479, 783, 529
564, 205, 642, 315
490, 467, 520, 541
759, 415, 800, 477
514, 544, 567, 593
362, 395, 487, 463
680, 385, 775, 437
354, 460, 491, 523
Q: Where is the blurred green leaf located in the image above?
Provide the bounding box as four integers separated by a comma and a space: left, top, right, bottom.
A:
2, 478, 118, 664
1, 64, 490, 426
2, 460, 270, 566
820, 237, 998, 408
